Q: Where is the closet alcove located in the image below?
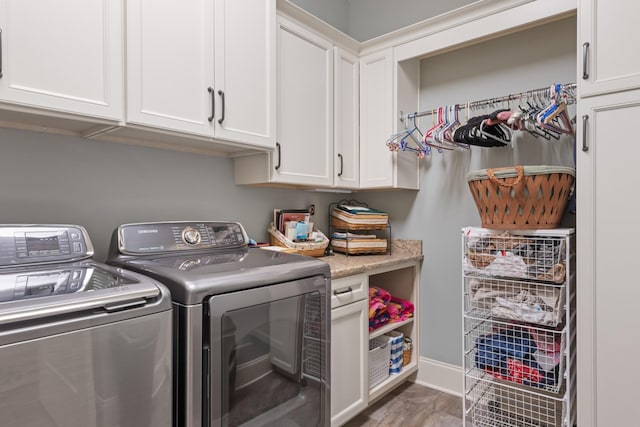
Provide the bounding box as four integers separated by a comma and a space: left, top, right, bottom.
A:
359, 15, 577, 371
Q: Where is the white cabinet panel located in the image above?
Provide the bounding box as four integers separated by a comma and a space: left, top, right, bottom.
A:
331, 298, 368, 426
126, 0, 214, 136
579, 0, 640, 96
334, 47, 359, 188
213, 0, 275, 147
577, 89, 640, 427
127, 0, 275, 147
275, 17, 333, 186
359, 48, 419, 190
359, 49, 394, 188
0, 0, 123, 120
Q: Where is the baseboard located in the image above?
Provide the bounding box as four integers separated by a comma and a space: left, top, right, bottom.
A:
413, 356, 463, 397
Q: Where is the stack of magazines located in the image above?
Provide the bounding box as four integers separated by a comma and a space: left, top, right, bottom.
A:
331, 205, 389, 254
331, 205, 389, 228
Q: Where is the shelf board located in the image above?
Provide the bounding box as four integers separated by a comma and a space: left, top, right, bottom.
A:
369, 318, 414, 339
368, 361, 418, 403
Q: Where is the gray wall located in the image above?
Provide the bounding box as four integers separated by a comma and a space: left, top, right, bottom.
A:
0, 128, 339, 261
289, 0, 476, 41
347, 0, 476, 41
288, 0, 349, 35
357, 17, 577, 365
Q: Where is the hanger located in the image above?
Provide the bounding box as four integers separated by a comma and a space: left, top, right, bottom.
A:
386, 113, 430, 157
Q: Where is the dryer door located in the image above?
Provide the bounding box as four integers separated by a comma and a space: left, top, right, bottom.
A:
207, 274, 328, 427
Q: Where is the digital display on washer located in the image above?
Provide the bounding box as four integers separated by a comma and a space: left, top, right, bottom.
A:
26, 232, 62, 255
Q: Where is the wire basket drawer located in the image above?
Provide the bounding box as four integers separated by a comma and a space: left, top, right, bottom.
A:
467, 376, 566, 427
463, 228, 570, 284
368, 335, 392, 389
465, 315, 567, 395
464, 276, 566, 328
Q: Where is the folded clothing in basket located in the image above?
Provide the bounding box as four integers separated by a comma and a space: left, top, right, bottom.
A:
465, 232, 567, 283
475, 328, 560, 390
470, 278, 563, 326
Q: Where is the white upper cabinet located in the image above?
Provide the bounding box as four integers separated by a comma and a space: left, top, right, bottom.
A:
0, 0, 123, 120
579, 0, 640, 97
360, 49, 393, 188
334, 47, 360, 188
235, 16, 334, 186
275, 16, 333, 186
359, 49, 419, 190
126, 0, 214, 136
126, 0, 275, 148
213, 0, 275, 147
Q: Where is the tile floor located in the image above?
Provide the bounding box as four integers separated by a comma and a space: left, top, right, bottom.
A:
344, 382, 463, 427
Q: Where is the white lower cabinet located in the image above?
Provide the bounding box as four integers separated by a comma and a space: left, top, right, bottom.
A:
331, 274, 369, 426
330, 262, 420, 426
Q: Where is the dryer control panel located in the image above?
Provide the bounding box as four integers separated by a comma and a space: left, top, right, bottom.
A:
0, 225, 93, 267
118, 221, 248, 255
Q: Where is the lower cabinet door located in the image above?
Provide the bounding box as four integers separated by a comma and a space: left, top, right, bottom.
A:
331, 298, 368, 426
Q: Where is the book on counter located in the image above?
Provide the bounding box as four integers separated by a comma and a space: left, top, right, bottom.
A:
273, 209, 310, 234
335, 205, 387, 216
330, 238, 387, 249
331, 231, 377, 239
332, 205, 388, 226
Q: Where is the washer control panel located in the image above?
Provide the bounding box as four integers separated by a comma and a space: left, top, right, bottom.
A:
118, 221, 248, 254
0, 225, 93, 267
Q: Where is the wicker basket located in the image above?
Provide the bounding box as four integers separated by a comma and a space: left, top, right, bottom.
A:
467, 165, 575, 229
268, 223, 329, 257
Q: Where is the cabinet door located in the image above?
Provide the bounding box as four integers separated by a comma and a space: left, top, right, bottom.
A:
359, 49, 394, 188
334, 47, 359, 188
331, 299, 368, 426
275, 16, 333, 187
0, 0, 123, 120
579, 0, 640, 97
577, 89, 640, 427
126, 0, 214, 136
213, 0, 275, 148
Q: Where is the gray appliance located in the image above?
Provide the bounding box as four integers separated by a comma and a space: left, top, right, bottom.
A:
106, 221, 331, 427
0, 225, 173, 427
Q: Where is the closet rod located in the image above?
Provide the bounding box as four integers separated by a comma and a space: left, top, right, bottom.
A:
406, 82, 577, 121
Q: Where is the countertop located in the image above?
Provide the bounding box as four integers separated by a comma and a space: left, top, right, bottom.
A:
318, 239, 423, 279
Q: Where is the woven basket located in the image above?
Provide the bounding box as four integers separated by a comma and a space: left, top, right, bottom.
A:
467, 165, 575, 229
268, 224, 329, 257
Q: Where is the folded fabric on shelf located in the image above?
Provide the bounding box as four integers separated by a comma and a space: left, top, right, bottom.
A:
387, 296, 415, 322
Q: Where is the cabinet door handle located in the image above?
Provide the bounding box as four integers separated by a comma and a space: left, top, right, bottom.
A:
582, 114, 589, 152
582, 42, 590, 80
217, 90, 225, 124
0, 28, 3, 79
207, 87, 215, 122
275, 142, 281, 170
337, 153, 344, 177
333, 286, 353, 296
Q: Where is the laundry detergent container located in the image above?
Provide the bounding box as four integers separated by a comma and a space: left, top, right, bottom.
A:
467, 165, 575, 229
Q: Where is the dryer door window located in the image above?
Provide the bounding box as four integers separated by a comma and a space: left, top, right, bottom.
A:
207, 275, 327, 427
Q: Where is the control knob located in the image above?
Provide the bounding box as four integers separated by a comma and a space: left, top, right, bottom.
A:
182, 227, 201, 245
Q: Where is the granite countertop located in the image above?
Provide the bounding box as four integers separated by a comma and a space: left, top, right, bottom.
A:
318, 239, 423, 279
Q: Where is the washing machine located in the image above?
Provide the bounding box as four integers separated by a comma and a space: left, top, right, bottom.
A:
106, 221, 331, 427
0, 225, 173, 427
